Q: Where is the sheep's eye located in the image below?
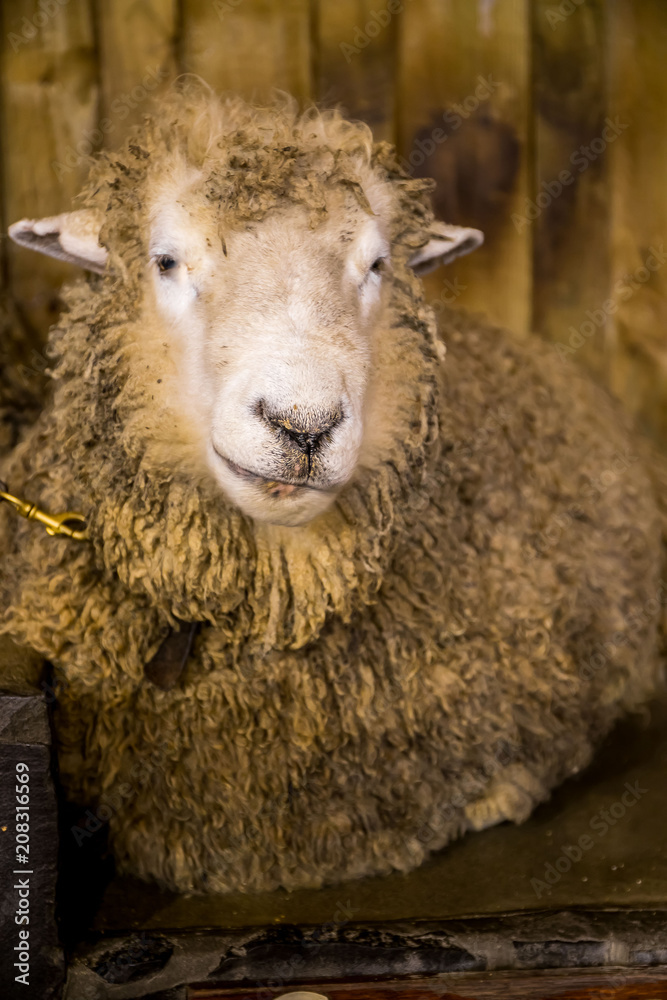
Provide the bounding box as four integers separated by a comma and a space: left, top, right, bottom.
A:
156, 255, 177, 274
370, 257, 385, 274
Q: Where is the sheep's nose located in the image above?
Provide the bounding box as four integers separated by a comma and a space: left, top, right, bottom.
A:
259, 402, 343, 454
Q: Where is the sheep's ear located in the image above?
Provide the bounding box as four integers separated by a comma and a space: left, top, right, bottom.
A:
8, 210, 107, 274
408, 222, 484, 276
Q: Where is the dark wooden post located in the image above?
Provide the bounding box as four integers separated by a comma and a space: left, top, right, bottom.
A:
0, 637, 63, 999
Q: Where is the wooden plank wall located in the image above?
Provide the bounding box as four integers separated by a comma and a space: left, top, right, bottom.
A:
0, 0, 665, 441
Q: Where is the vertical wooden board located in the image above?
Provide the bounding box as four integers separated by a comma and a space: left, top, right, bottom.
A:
0, 1, 98, 343
397, 0, 531, 337
531, 0, 611, 379
0, 697, 63, 1000
95, 0, 179, 137
314, 0, 397, 143
607, 0, 667, 444
181, 0, 311, 104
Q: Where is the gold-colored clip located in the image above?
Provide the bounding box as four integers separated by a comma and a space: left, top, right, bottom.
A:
0, 480, 89, 541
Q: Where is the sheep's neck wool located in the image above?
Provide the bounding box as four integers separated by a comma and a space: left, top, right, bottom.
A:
0, 270, 440, 655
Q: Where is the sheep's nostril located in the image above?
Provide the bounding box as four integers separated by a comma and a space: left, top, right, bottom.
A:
283, 427, 325, 454
258, 402, 343, 454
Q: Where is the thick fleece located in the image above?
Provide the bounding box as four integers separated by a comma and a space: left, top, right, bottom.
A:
1, 91, 665, 893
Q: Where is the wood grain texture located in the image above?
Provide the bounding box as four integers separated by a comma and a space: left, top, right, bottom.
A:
181, 0, 312, 103
396, 0, 531, 336
190, 966, 667, 1000
0, 695, 63, 999
0, 0, 98, 342
95, 0, 179, 135
314, 0, 396, 143
67, 906, 667, 997
606, 0, 667, 444
531, 0, 610, 378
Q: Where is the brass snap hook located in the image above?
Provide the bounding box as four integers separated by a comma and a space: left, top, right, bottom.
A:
0, 480, 89, 541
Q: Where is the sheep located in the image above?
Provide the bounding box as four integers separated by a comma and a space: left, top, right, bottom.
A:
1, 86, 665, 894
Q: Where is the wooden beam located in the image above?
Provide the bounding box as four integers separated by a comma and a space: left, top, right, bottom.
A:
0, 1, 98, 342
0, 689, 62, 997
531, 0, 610, 379
191, 967, 667, 1000
95, 0, 179, 136
314, 0, 397, 143
181, 0, 312, 104
397, 0, 532, 337
606, 0, 667, 443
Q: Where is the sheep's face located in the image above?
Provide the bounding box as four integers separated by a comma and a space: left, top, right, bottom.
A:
9, 117, 482, 529
143, 178, 395, 526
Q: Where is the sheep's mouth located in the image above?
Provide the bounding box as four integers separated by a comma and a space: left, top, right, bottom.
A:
217, 452, 328, 497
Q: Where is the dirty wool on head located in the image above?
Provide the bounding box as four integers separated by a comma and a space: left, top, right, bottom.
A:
1, 88, 666, 894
